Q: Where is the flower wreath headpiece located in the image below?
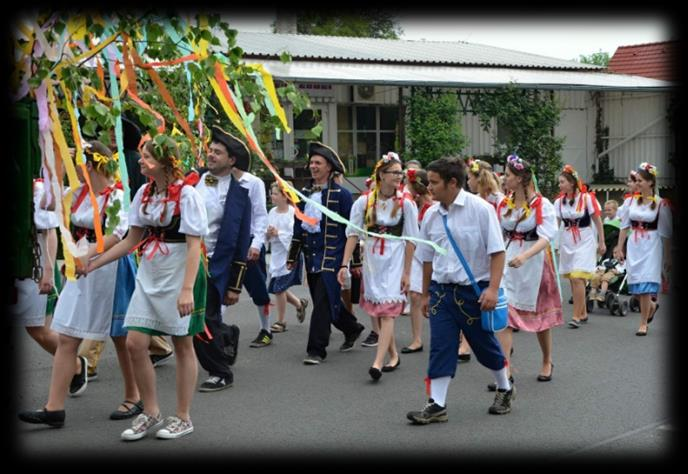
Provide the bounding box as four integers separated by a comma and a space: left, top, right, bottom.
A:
638, 162, 657, 177
507, 154, 528, 171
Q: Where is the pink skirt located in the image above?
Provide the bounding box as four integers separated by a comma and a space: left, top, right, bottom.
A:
359, 282, 404, 318
508, 253, 563, 332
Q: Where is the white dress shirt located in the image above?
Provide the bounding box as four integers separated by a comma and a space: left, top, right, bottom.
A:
195, 172, 232, 258
416, 189, 505, 285
236, 172, 268, 251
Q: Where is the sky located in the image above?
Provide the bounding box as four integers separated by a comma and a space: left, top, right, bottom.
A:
220, 11, 675, 61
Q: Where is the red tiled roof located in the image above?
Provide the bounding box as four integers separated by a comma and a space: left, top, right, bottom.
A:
607, 41, 679, 81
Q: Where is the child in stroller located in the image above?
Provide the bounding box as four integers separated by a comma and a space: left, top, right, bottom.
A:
588, 257, 625, 303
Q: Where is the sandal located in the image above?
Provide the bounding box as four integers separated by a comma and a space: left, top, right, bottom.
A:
109, 400, 144, 420
296, 298, 309, 323
270, 321, 287, 333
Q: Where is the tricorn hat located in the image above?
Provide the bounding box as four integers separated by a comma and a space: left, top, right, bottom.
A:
308, 141, 345, 174
211, 125, 251, 171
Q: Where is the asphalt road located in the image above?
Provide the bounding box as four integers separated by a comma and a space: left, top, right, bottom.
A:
11, 282, 677, 464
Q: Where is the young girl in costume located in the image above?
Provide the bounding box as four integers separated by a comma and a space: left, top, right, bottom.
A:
338, 152, 419, 381
82, 135, 207, 440
614, 163, 672, 336
266, 180, 308, 333
554, 165, 605, 328
18, 141, 135, 427
495, 155, 562, 385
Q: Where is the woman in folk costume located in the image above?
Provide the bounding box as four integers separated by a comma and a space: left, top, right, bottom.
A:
79, 135, 208, 440
554, 164, 605, 328
18, 141, 133, 428
467, 158, 505, 211
614, 163, 672, 336
338, 152, 419, 381
617, 170, 640, 223
402, 168, 433, 355
494, 155, 562, 385
460, 158, 506, 362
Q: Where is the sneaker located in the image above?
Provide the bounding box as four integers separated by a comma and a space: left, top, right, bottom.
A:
568, 319, 581, 329
303, 354, 324, 365
360, 331, 379, 347
222, 324, 240, 366
487, 375, 514, 392
340, 324, 365, 352
121, 412, 164, 441
87, 371, 98, 381
150, 351, 174, 367
406, 399, 448, 425
199, 375, 232, 392
488, 386, 516, 415
156, 416, 194, 439
296, 298, 309, 323
69, 356, 88, 397
249, 329, 273, 348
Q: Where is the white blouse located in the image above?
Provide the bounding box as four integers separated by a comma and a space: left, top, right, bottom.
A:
129, 181, 208, 237
33, 180, 58, 230
68, 183, 128, 240
499, 195, 558, 242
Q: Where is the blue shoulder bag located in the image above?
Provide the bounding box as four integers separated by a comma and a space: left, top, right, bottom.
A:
441, 214, 508, 333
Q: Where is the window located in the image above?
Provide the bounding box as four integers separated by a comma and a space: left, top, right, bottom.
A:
337, 105, 399, 172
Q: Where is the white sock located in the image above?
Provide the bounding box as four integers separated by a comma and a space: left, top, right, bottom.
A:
258, 306, 271, 333
430, 376, 451, 407
491, 367, 512, 391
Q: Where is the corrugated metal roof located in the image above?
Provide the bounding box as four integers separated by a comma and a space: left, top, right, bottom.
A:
608, 41, 679, 81
235, 31, 602, 71
248, 60, 674, 91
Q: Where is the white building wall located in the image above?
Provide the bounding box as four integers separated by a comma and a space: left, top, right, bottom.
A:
601, 92, 673, 187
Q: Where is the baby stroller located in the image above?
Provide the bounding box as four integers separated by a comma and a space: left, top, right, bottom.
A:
584, 219, 629, 316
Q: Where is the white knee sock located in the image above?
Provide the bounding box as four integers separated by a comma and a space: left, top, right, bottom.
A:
258, 306, 271, 333
430, 376, 451, 407
491, 367, 512, 391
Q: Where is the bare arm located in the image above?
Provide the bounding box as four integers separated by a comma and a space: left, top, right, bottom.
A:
38, 228, 57, 294
479, 251, 505, 311
177, 234, 202, 317
421, 261, 433, 318
592, 214, 606, 255
401, 242, 415, 293
614, 228, 628, 261
87, 227, 145, 273
508, 237, 549, 268
337, 235, 359, 286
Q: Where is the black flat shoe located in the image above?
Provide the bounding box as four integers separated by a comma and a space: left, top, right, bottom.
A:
401, 345, 423, 354
636, 328, 648, 336
109, 400, 144, 420
382, 358, 401, 372
457, 352, 471, 362
18, 408, 65, 428
369, 367, 382, 381
537, 363, 554, 382
648, 303, 659, 324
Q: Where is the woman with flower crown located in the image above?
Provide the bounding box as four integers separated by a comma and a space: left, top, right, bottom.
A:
554, 165, 606, 328
79, 135, 207, 440
493, 155, 562, 385
338, 152, 419, 381
18, 140, 135, 429
614, 163, 672, 336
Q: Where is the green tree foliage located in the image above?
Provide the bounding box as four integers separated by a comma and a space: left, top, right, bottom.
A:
405, 87, 468, 166
471, 84, 564, 198
577, 51, 610, 67
16, 12, 311, 173
288, 10, 403, 39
